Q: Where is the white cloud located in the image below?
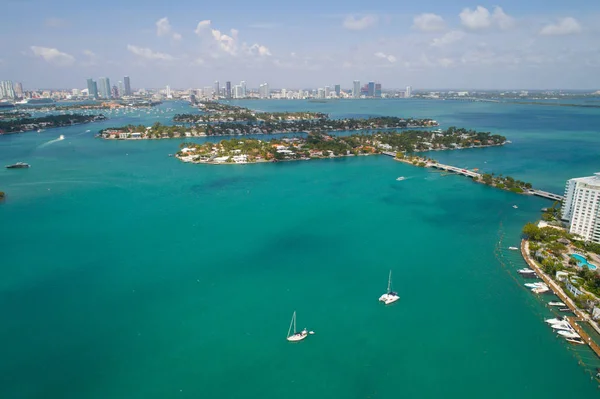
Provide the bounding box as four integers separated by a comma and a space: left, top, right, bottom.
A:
127, 45, 174, 61
343, 15, 378, 31
44, 18, 68, 28
460, 6, 492, 30
211, 29, 237, 55
412, 13, 446, 32
375, 52, 396, 63
194, 20, 212, 35
492, 7, 515, 30
540, 17, 582, 36
156, 17, 182, 41
459, 6, 514, 30
81, 49, 99, 66
248, 43, 272, 56
30, 46, 75, 66
431, 30, 466, 47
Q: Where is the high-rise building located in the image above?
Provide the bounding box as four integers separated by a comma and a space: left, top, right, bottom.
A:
72, 89, 80, 97
214, 81, 220, 98
166, 85, 172, 98
13, 82, 23, 98
324, 86, 331, 98
118, 81, 124, 97
334, 84, 341, 97
226, 81, 232, 99
98, 77, 111, 99
233, 85, 243, 99
353, 80, 360, 98
375, 83, 382, 98
86, 78, 98, 99
111, 85, 119, 99
405, 86, 412, 98
562, 173, 600, 243
259, 83, 270, 99
0, 81, 15, 99
124, 76, 132, 96
240, 81, 247, 97
368, 81, 375, 97
317, 88, 325, 99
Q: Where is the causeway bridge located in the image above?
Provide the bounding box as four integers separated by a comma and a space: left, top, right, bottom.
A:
381, 151, 564, 201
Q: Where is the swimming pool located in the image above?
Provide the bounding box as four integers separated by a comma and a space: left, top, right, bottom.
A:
570, 253, 598, 271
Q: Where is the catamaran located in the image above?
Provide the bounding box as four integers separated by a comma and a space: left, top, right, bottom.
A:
286, 311, 309, 342
379, 270, 400, 305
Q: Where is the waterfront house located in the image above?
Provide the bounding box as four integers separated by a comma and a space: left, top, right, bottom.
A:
556, 271, 569, 282
118, 132, 128, 139
566, 281, 584, 297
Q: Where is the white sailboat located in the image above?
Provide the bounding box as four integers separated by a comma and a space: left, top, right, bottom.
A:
286, 311, 308, 342
379, 270, 400, 305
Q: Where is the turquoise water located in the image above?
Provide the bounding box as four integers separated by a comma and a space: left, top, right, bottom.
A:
571, 254, 598, 271
2, 100, 600, 398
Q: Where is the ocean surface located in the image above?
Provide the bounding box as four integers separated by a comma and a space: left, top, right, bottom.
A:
1, 99, 600, 398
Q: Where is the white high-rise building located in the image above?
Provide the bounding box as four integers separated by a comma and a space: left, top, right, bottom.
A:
353, 80, 360, 98
166, 85, 172, 98
240, 81, 247, 97
0, 80, 16, 99
405, 86, 412, 98
562, 173, 600, 243
214, 81, 220, 97
259, 83, 270, 99
233, 85, 243, 99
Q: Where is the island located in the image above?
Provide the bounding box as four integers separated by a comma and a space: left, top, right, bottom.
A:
174, 128, 506, 164
0, 111, 32, 120
0, 114, 107, 135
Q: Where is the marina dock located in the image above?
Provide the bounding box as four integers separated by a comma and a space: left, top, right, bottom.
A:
521, 240, 600, 358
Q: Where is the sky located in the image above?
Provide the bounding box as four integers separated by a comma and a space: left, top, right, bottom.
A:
1, 0, 599, 90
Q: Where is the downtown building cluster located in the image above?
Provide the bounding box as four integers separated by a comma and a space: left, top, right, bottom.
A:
85, 76, 132, 99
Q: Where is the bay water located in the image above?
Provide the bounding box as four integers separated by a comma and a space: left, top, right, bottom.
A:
1, 99, 600, 398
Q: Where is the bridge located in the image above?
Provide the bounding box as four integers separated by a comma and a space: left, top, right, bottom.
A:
530, 190, 564, 202
428, 163, 481, 179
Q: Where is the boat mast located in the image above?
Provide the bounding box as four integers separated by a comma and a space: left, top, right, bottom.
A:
287, 311, 296, 337
387, 270, 392, 292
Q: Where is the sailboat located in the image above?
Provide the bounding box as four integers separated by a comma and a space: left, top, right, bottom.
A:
286, 311, 308, 342
379, 270, 400, 305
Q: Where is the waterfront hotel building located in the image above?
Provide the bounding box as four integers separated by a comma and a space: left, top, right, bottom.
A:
562, 173, 600, 243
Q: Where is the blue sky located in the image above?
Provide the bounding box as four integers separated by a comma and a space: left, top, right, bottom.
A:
1, 0, 599, 90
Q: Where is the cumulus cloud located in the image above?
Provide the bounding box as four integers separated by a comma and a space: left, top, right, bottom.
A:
127, 45, 174, 61
343, 15, 378, 31
194, 20, 271, 58
156, 17, 182, 41
375, 52, 396, 63
194, 20, 212, 35
431, 30, 466, 47
30, 46, 75, 66
412, 13, 446, 32
540, 17, 582, 36
81, 49, 99, 66
460, 6, 514, 30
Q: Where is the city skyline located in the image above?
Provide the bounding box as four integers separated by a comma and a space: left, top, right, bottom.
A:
0, 1, 599, 89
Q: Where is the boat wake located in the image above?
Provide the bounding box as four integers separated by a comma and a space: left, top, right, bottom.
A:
37, 135, 65, 149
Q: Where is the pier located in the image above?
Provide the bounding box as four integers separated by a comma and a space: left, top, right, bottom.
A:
521, 240, 600, 358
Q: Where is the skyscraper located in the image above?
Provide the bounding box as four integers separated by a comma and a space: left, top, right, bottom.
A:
334, 84, 341, 97
124, 76, 132, 96
405, 86, 412, 98
111, 85, 119, 99
118, 81, 124, 98
226, 81, 232, 99
0, 81, 15, 99
233, 85, 243, 99
166, 85, 172, 98
375, 83, 382, 98
214, 81, 220, 98
86, 78, 98, 99
368, 81, 375, 97
240, 81, 246, 97
352, 80, 360, 98
98, 77, 111, 99
13, 82, 23, 98
324, 86, 331, 98
259, 83, 270, 99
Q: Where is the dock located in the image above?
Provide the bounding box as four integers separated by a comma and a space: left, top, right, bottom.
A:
521, 240, 600, 358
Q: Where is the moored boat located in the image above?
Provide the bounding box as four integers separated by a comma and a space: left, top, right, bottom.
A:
548, 302, 566, 307
566, 338, 585, 345
508, 246, 519, 250
379, 270, 400, 305
286, 311, 311, 342
557, 330, 580, 339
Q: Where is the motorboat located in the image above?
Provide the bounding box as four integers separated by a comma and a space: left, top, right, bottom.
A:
532, 286, 550, 294
545, 317, 568, 324
548, 302, 566, 307
557, 330, 580, 339
518, 268, 536, 276
6, 162, 30, 169
513, 205, 518, 209
508, 246, 519, 251
379, 270, 400, 305
396, 176, 406, 181
550, 322, 575, 332
525, 282, 546, 288
566, 338, 585, 345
